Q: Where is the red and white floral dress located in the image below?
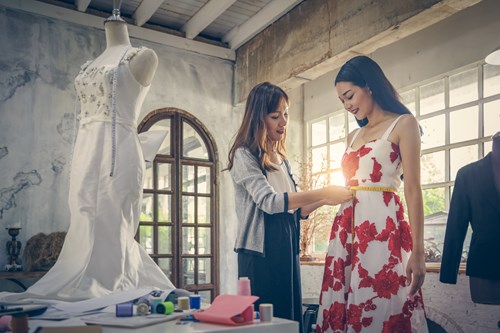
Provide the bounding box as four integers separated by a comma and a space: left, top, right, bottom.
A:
316, 116, 428, 333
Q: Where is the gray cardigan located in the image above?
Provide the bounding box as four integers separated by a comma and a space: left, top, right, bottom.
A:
230, 147, 299, 256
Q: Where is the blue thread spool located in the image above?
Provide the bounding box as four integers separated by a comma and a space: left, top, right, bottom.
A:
149, 297, 163, 314
116, 303, 133, 317
189, 295, 201, 310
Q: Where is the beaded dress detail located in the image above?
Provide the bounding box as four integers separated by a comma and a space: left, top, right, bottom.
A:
315, 116, 428, 333
1, 47, 174, 301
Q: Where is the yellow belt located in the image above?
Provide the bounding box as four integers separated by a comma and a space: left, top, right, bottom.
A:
350, 186, 396, 193
349, 186, 397, 245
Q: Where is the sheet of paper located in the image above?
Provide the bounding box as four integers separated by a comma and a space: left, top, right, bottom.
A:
80, 309, 195, 328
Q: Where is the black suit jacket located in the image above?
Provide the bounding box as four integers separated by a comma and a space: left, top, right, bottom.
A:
440, 153, 500, 284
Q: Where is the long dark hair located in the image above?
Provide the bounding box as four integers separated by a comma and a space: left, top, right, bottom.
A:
227, 82, 289, 171
335, 55, 412, 128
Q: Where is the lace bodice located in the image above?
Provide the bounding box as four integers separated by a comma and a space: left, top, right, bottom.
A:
74, 47, 149, 126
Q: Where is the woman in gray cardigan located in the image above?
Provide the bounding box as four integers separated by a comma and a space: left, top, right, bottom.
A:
227, 82, 352, 330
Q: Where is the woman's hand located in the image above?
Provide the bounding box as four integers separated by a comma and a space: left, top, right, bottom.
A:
323, 186, 353, 205
406, 251, 426, 296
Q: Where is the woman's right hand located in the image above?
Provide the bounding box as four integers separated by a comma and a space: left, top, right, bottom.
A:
323, 185, 353, 205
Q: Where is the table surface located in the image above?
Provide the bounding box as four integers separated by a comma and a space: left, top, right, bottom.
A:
100, 317, 299, 333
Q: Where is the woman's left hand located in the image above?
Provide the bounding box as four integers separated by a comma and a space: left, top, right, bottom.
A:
406, 251, 426, 296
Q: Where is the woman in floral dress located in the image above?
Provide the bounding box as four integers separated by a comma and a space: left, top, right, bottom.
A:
316, 56, 428, 333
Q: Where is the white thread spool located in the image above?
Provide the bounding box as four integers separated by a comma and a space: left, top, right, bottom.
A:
259, 303, 273, 322
178, 296, 190, 310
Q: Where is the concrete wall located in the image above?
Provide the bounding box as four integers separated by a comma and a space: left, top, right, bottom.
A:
236, 0, 480, 104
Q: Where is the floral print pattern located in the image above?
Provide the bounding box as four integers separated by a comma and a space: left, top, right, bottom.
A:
316, 129, 428, 333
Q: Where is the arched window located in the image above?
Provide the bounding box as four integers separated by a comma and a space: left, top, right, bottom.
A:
137, 108, 219, 302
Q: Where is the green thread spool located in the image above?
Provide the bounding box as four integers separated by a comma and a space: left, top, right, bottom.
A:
155, 301, 174, 315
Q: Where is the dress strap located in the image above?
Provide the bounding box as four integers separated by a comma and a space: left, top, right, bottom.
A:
110, 47, 131, 177
347, 128, 362, 149
381, 115, 404, 140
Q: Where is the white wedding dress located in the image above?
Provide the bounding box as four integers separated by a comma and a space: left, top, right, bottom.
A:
1, 47, 174, 301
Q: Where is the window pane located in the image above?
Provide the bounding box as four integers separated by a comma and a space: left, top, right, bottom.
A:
484, 141, 492, 154
182, 258, 195, 285
183, 121, 208, 159
198, 258, 211, 284
400, 89, 416, 115
449, 68, 478, 107
139, 225, 153, 254
158, 258, 172, 281
450, 145, 478, 181
449, 106, 478, 143
311, 147, 327, 173
141, 193, 154, 222
484, 99, 500, 137
182, 165, 195, 192
311, 120, 327, 146
198, 167, 211, 194
422, 188, 446, 217
198, 197, 210, 224
423, 211, 447, 263
158, 226, 172, 254
329, 113, 345, 141
348, 115, 358, 133
182, 195, 195, 224
329, 142, 345, 169
420, 79, 445, 115
198, 227, 211, 255
157, 194, 171, 222
421, 152, 445, 184
198, 290, 212, 304
420, 115, 445, 149
158, 163, 171, 190
484, 63, 500, 98
144, 163, 153, 189
329, 170, 344, 186
149, 119, 171, 156
182, 227, 195, 254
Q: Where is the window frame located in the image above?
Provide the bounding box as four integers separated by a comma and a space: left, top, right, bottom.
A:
306, 61, 499, 273
137, 108, 220, 301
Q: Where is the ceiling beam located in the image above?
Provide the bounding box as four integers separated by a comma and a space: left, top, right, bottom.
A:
133, 0, 164, 27
182, 0, 236, 40
74, 0, 91, 12
223, 0, 302, 50
0, 0, 235, 60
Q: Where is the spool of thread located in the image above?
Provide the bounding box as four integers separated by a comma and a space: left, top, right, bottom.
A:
116, 303, 133, 317
237, 277, 253, 322
178, 296, 190, 310
155, 301, 174, 315
259, 303, 273, 322
149, 296, 163, 314
136, 302, 150, 316
189, 294, 201, 310
237, 277, 251, 296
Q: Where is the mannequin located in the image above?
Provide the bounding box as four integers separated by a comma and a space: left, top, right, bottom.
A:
97, 19, 158, 87
468, 132, 500, 304
440, 132, 500, 305
0, 11, 174, 302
